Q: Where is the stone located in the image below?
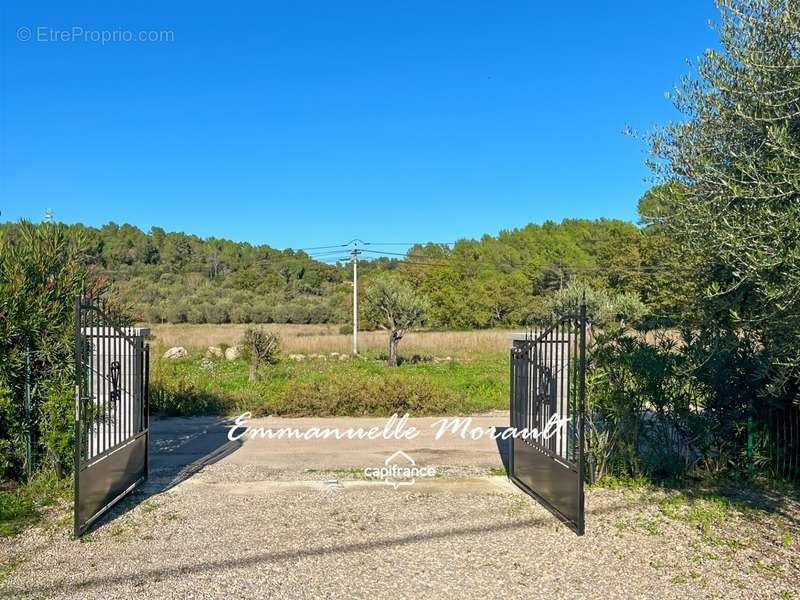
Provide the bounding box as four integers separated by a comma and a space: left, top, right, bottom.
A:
206, 346, 223, 358
288, 354, 305, 361
163, 346, 188, 359
224, 346, 241, 361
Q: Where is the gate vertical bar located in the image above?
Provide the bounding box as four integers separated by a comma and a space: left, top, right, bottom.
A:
144, 343, 150, 478
577, 303, 587, 535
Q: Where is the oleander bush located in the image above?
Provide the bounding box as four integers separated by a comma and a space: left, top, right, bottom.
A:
0, 222, 90, 480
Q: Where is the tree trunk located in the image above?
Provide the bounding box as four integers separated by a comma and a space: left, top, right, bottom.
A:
387, 331, 399, 367
249, 355, 258, 382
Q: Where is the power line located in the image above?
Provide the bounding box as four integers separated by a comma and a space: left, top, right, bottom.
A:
360, 241, 455, 247
294, 243, 350, 251
307, 250, 354, 258
294, 239, 454, 252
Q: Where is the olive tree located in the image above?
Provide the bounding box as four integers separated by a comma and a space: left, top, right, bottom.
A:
648, 0, 800, 397
363, 274, 429, 367
241, 328, 280, 381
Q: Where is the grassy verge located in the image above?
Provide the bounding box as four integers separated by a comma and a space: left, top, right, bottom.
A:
0, 471, 71, 538
150, 351, 508, 417
595, 474, 799, 545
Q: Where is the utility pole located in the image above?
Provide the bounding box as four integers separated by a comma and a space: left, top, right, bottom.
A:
351, 246, 361, 354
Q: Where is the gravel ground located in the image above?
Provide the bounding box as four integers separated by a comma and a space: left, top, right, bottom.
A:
1, 461, 798, 600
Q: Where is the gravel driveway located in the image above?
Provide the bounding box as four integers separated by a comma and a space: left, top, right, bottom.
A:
1, 416, 798, 599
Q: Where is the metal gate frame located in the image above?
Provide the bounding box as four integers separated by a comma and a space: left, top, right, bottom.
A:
508, 304, 586, 535
73, 295, 150, 537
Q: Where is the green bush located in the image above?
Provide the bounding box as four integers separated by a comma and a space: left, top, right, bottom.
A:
0, 222, 88, 480
0, 382, 23, 480
276, 371, 455, 417
38, 381, 75, 479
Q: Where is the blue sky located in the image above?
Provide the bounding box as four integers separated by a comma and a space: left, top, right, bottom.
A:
1, 1, 718, 249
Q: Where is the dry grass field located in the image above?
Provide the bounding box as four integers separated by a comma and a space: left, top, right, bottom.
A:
144, 323, 515, 356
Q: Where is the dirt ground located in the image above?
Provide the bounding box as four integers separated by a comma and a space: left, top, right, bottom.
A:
1, 416, 798, 599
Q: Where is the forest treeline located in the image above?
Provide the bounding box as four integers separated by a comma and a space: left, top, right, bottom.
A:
0, 212, 680, 328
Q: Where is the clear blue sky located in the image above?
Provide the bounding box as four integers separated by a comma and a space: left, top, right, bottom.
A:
1, 1, 718, 249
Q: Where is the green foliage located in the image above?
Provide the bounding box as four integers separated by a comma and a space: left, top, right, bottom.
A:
363, 273, 429, 330
1, 218, 666, 330
278, 370, 456, 416
38, 381, 75, 478
0, 382, 22, 479
546, 281, 646, 328
402, 218, 655, 328
363, 273, 429, 366
8, 220, 348, 325
648, 0, 800, 400
0, 470, 72, 537
148, 352, 508, 417
586, 328, 708, 481
149, 357, 236, 416
241, 328, 280, 381
0, 222, 87, 479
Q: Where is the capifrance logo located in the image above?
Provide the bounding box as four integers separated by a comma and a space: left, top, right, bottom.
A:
363, 450, 436, 489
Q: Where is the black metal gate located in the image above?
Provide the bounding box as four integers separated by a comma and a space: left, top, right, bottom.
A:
74, 295, 149, 537
509, 305, 586, 535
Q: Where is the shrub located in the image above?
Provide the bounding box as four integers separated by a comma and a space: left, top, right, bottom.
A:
0, 222, 89, 480
38, 381, 74, 478
276, 371, 454, 417
0, 381, 22, 480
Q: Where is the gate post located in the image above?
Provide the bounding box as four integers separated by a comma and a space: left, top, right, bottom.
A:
73, 296, 82, 538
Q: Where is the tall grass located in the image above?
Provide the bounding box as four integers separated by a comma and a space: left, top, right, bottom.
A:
0, 471, 71, 537
146, 323, 515, 357
150, 352, 509, 417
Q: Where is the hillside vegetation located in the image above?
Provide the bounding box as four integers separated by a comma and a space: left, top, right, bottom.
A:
0, 218, 680, 329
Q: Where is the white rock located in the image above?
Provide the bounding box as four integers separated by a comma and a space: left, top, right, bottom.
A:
338, 354, 349, 361
206, 346, 223, 358
163, 346, 188, 359
224, 346, 241, 361
288, 354, 305, 361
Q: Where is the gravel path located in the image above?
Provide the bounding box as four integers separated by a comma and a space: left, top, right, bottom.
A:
1, 416, 798, 599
